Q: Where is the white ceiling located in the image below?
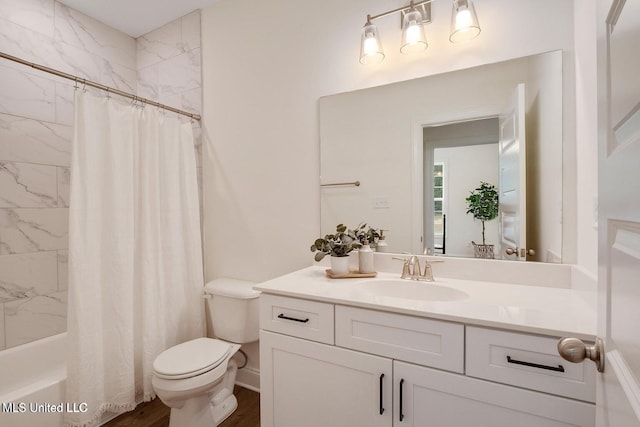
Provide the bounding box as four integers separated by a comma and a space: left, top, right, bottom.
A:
57, 0, 223, 38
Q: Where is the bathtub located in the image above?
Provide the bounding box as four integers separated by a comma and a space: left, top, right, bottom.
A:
0, 333, 67, 427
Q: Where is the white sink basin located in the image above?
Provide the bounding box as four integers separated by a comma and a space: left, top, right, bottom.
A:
356, 279, 468, 302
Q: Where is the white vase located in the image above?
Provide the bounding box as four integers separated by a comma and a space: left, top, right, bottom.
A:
330, 255, 350, 276
358, 244, 375, 274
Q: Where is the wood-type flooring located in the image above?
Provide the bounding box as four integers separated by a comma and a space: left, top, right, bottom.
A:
103, 386, 260, 427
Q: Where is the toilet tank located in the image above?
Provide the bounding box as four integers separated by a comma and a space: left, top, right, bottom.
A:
204, 278, 261, 343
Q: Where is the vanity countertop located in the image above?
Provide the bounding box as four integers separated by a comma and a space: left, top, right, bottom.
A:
254, 266, 597, 341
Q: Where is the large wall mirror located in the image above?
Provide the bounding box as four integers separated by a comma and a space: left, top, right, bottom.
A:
320, 50, 563, 262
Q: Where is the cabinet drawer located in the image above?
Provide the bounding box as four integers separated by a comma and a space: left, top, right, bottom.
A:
466, 326, 596, 402
335, 305, 464, 373
260, 294, 334, 344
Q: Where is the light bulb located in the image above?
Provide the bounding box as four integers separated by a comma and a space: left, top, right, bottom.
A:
449, 0, 481, 43
360, 20, 384, 64
406, 21, 421, 45
455, 9, 472, 31
364, 33, 379, 56
400, 10, 427, 54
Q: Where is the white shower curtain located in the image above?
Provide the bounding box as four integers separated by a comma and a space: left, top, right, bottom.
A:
64, 91, 204, 427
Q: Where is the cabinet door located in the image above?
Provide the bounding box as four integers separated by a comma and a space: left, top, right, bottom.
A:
260, 330, 392, 427
394, 361, 595, 427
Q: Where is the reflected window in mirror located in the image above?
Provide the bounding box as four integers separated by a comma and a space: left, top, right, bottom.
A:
433, 162, 446, 255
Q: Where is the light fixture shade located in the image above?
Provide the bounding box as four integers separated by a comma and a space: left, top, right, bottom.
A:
360, 21, 385, 64
449, 0, 481, 43
400, 9, 428, 54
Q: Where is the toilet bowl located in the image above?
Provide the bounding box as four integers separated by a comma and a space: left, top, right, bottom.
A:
152, 278, 260, 427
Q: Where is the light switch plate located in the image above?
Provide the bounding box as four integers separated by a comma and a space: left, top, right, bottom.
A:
374, 197, 390, 209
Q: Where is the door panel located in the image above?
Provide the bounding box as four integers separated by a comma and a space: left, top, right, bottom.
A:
499, 83, 526, 260
609, 223, 640, 377
597, 0, 640, 424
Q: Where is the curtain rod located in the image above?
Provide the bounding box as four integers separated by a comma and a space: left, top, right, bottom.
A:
0, 51, 201, 121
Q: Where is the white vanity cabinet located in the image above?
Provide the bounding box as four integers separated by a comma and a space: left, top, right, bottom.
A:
259, 294, 596, 427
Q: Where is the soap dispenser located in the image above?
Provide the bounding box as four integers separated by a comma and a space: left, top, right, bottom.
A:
376, 230, 388, 253
359, 239, 375, 274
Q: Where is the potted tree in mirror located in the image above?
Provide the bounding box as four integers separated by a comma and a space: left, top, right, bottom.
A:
465, 182, 499, 259
310, 224, 361, 275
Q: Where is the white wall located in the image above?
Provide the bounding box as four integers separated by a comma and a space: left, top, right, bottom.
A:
201, 0, 585, 283
573, 0, 598, 275
525, 52, 564, 263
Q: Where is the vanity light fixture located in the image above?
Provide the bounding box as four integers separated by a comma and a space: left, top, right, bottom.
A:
400, 3, 428, 54
359, 16, 385, 64
359, 0, 481, 65
449, 0, 481, 43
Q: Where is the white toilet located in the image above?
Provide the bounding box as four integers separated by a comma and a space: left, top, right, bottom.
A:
152, 278, 260, 427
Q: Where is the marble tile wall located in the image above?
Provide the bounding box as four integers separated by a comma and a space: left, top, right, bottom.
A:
136, 11, 201, 112
0, 1, 203, 351
0, 0, 137, 350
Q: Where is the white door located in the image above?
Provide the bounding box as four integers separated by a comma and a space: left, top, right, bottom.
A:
595, 0, 640, 425
498, 83, 527, 260
260, 330, 393, 427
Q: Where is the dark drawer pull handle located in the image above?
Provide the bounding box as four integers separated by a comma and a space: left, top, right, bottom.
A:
379, 373, 385, 415
277, 313, 310, 323
399, 378, 405, 422
506, 355, 565, 372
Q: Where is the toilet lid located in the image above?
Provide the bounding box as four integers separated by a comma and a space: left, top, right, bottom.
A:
153, 338, 231, 380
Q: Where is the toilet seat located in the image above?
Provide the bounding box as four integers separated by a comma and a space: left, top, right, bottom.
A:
153, 338, 231, 380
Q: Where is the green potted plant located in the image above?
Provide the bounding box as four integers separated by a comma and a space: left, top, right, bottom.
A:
349, 223, 381, 274
350, 223, 381, 248
310, 224, 361, 275
465, 181, 499, 259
